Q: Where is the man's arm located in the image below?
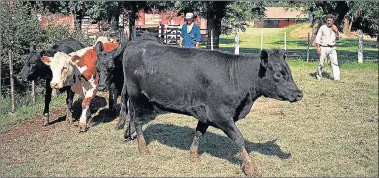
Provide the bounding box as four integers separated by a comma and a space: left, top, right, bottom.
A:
195, 25, 202, 48
315, 26, 323, 55
179, 37, 183, 47
332, 25, 340, 40
179, 26, 185, 47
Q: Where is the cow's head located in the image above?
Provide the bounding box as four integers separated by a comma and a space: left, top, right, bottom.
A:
41, 52, 74, 89
17, 51, 51, 81
257, 49, 303, 102
95, 41, 124, 91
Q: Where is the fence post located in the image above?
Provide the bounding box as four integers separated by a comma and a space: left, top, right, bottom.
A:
8, 50, 15, 113
132, 26, 136, 40
284, 32, 287, 51
260, 30, 263, 50
358, 30, 363, 63
31, 81, 35, 104
307, 31, 310, 62
234, 29, 239, 55
211, 30, 214, 51
0, 55, 1, 114
175, 28, 178, 44
29, 45, 36, 104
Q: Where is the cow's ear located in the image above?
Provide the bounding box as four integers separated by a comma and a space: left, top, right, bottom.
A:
41, 56, 52, 65
71, 55, 80, 65
95, 41, 104, 52
260, 50, 269, 69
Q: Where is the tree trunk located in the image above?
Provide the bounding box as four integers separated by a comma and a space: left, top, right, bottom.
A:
206, 1, 228, 50
343, 16, 353, 36
334, 2, 349, 27
128, 10, 136, 41
343, 17, 350, 35
348, 15, 353, 35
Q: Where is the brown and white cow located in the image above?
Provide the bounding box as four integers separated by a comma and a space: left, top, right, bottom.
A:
41, 43, 118, 132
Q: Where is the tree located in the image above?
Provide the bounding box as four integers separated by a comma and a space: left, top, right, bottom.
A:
222, 1, 265, 35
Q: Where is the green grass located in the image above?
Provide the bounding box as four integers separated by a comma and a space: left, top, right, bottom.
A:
0, 94, 66, 131
1, 24, 378, 177
219, 23, 378, 62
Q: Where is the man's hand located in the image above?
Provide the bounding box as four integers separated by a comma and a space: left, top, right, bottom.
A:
317, 47, 321, 56
195, 42, 199, 48
179, 44, 183, 47
331, 25, 338, 34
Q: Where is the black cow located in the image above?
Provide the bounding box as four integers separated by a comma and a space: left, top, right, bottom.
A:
95, 32, 161, 130
119, 37, 303, 176
95, 41, 129, 129
17, 37, 85, 126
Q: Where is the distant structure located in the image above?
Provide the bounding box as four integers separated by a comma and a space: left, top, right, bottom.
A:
252, 7, 308, 28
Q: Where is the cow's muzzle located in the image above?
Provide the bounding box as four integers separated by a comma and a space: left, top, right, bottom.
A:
290, 91, 303, 102
16, 74, 26, 82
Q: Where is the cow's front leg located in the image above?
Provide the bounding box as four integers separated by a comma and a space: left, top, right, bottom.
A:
189, 121, 209, 162
42, 80, 53, 126
108, 83, 118, 112
78, 85, 96, 132
79, 102, 90, 132
65, 89, 75, 123
219, 120, 260, 177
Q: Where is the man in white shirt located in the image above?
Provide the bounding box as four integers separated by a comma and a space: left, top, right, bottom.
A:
315, 14, 340, 81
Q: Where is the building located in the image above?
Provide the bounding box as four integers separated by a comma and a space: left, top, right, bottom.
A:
134, 9, 207, 29
253, 7, 308, 28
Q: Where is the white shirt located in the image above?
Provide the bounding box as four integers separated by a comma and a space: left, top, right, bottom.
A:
315, 25, 338, 46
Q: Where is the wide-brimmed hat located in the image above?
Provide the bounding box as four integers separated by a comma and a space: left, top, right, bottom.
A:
185, 12, 194, 19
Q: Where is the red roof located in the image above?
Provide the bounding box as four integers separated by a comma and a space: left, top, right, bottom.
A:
265, 7, 308, 19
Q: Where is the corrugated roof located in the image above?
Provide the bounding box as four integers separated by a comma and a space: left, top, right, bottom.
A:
264, 7, 308, 19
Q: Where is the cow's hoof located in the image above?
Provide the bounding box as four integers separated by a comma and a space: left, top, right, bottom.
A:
115, 119, 125, 130
138, 147, 150, 155
124, 135, 137, 142
42, 114, 49, 126
242, 162, 260, 177
66, 117, 73, 124
42, 120, 49, 126
78, 123, 88, 133
190, 152, 200, 162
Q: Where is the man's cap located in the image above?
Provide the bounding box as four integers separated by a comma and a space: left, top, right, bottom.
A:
185, 12, 194, 19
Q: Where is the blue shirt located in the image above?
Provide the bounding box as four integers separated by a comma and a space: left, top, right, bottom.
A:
181, 23, 202, 48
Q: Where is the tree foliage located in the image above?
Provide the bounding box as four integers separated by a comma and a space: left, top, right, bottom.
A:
222, 1, 265, 35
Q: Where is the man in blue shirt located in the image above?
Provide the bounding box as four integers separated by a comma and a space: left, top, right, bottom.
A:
179, 12, 202, 48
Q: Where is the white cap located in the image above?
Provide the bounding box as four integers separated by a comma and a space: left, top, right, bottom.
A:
185, 12, 194, 19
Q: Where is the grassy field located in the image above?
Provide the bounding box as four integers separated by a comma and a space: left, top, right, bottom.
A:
0, 25, 378, 177
219, 23, 378, 62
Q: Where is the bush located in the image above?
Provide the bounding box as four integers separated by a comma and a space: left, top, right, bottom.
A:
0, 1, 92, 113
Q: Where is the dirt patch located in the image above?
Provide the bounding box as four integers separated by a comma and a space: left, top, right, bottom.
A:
253, 98, 282, 110
290, 23, 377, 41
0, 107, 68, 145
290, 23, 312, 39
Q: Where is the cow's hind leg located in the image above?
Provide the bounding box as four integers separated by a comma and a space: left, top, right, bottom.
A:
219, 121, 260, 176
65, 89, 75, 123
117, 85, 129, 130
42, 80, 53, 126
129, 97, 150, 154
190, 121, 209, 162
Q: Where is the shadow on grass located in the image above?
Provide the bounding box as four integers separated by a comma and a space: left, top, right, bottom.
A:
49, 96, 114, 126
309, 71, 333, 80
143, 123, 291, 164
